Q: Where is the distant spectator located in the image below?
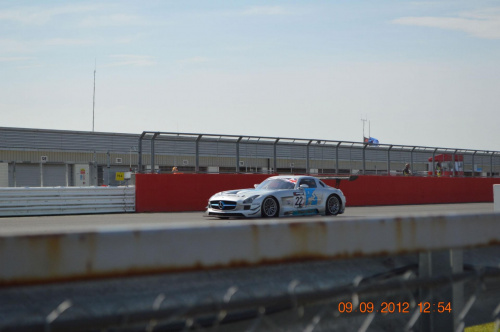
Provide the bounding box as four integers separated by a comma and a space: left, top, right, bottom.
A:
436, 161, 442, 177
172, 166, 179, 173
403, 163, 411, 176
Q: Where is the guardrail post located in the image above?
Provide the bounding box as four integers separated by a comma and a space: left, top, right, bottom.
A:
419, 249, 463, 332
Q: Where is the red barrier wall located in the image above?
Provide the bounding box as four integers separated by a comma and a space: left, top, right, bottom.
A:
136, 174, 273, 213
329, 176, 500, 206
136, 174, 500, 213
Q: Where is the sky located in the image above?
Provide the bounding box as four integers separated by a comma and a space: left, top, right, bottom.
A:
1, 1, 499, 151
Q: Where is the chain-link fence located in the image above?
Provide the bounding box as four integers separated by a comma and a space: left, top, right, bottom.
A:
2, 210, 500, 332
138, 131, 500, 177
1, 247, 499, 332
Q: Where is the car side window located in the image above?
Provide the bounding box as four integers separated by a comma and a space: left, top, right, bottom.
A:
299, 178, 317, 188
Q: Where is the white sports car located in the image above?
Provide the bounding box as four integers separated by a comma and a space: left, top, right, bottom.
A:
206, 175, 347, 218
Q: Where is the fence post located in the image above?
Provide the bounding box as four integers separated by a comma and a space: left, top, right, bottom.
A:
273, 139, 279, 173
419, 249, 464, 332
150, 132, 159, 173
138, 132, 146, 173
490, 152, 494, 177
387, 145, 392, 176
195, 135, 201, 173
432, 148, 437, 176
452, 150, 456, 177
306, 140, 312, 174
410, 147, 415, 175
236, 137, 242, 173
335, 142, 340, 175
362, 143, 367, 174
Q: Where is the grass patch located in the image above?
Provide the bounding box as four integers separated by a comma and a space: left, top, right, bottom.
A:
465, 322, 497, 332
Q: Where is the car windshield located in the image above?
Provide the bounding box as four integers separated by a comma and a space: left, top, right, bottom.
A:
256, 178, 296, 190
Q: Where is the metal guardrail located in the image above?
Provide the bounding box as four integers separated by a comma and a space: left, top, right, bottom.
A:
2, 213, 498, 285
0, 186, 135, 216
137, 131, 500, 176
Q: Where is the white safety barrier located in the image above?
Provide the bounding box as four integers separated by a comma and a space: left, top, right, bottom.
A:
0, 186, 135, 216
1, 212, 498, 285
495, 184, 500, 212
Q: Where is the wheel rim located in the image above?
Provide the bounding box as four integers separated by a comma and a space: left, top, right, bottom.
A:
328, 196, 340, 214
263, 198, 277, 217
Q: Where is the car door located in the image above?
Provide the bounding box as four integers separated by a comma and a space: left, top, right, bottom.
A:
297, 178, 320, 208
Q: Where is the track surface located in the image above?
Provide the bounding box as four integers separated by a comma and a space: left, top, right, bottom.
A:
0, 203, 494, 235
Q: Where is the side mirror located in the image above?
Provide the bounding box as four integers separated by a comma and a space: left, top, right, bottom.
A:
299, 184, 309, 189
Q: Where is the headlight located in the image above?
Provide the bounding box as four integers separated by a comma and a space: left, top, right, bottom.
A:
243, 195, 260, 204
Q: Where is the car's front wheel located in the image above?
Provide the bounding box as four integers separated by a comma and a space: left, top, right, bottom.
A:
325, 195, 341, 216
261, 196, 279, 218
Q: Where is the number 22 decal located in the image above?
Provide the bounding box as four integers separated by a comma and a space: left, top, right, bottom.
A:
295, 196, 304, 206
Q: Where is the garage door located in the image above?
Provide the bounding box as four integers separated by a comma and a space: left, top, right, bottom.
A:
14, 164, 40, 187
12, 164, 68, 187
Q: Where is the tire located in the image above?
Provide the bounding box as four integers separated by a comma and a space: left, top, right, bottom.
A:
325, 195, 341, 216
261, 196, 279, 218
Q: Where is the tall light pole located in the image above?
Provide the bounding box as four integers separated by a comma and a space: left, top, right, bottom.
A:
361, 116, 367, 141
92, 60, 96, 132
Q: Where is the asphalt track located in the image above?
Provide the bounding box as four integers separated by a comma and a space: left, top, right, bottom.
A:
0, 203, 494, 235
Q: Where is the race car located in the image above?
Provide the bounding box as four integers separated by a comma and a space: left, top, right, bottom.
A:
206, 175, 346, 218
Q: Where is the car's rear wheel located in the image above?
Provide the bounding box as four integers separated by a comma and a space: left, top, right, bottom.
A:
326, 195, 341, 216
261, 196, 279, 218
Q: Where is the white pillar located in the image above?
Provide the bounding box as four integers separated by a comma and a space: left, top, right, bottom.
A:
494, 185, 500, 212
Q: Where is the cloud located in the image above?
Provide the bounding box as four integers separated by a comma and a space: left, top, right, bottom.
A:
0, 39, 31, 53
0, 4, 107, 25
0, 56, 34, 62
45, 38, 94, 46
393, 7, 500, 39
79, 13, 150, 27
179, 56, 209, 64
241, 6, 291, 16
107, 55, 157, 67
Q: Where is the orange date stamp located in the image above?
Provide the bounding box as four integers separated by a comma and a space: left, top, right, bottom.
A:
337, 301, 452, 314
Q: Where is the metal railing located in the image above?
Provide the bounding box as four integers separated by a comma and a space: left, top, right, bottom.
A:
0, 186, 135, 216
138, 131, 500, 177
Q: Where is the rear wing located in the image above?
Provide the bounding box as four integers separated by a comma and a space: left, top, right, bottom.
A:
315, 175, 358, 189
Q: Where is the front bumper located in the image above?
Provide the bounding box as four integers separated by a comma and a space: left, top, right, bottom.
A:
205, 199, 261, 218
